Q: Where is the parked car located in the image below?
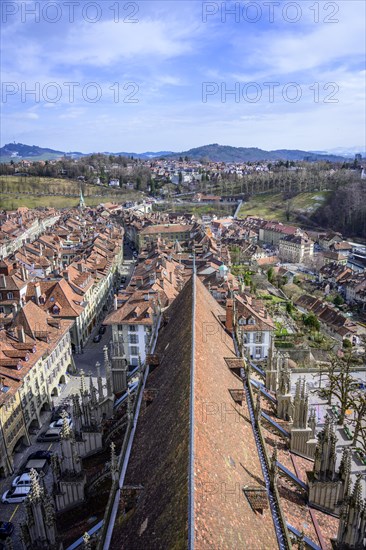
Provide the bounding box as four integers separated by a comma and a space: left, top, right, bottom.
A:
99, 325, 106, 335
2, 487, 31, 504
93, 333, 102, 343
49, 417, 73, 430
22, 458, 49, 475
11, 473, 34, 488
36, 428, 61, 442
0, 521, 14, 539
51, 406, 69, 423
27, 450, 53, 464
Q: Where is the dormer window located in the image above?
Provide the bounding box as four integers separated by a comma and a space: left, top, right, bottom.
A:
238, 317, 246, 326
248, 317, 256, 325
53, 305, 60, 314
7, 292, 14, 300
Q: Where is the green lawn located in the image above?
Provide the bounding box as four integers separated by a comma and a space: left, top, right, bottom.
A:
237, 191, 330, 222
0, 176, 141, 209
1, 193, 130, 209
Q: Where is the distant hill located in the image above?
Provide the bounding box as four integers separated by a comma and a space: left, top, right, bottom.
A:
113, 150, 174, 159
163, 144, 348, 162
0, 142, 351, 163
0, 143, 83, 162
0, 143, 174, 162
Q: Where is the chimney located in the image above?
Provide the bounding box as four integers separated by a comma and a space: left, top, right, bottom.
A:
17, 326, 26, 343
63, 270, 69, 281
114, 294, 118, 310
169, 271, 173, 284
0, 274, 6, 288
34, 282, 41, 305
0, 376, 4, 390
20, 265, 27, 281
226, 299, 234, 332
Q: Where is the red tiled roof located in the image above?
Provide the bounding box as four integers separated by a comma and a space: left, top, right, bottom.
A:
111, 277, 278, 548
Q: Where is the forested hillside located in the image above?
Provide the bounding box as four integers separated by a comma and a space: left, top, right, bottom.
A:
311, 180, 366, 238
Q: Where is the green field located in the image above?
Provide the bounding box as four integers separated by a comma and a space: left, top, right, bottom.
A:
237, 191, 330, 222
0, 176, 140, 209
0, 194, 131, 210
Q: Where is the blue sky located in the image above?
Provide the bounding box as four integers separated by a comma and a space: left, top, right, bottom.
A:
1, 0, 365, 153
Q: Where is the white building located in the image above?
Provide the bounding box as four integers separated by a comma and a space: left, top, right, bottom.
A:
226, 294, 275, 360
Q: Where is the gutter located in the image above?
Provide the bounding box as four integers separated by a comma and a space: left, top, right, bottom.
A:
188, 273, 196, 550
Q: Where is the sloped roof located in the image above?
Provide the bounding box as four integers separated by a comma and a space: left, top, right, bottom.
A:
111, 277, 278, 549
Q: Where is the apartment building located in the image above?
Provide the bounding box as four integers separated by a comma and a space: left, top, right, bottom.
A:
279, 234, 314, 263
226, 293, 275, 359
0, 301, 73, 476
0, 208, 60, 258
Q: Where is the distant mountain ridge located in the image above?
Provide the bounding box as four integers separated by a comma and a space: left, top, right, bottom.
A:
163, 144, 350, 162
0, 142, 356, 163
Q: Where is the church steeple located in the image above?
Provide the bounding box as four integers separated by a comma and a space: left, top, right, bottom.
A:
79, 184, 86, 209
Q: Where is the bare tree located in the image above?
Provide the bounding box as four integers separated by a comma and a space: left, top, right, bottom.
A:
316, 353, 360, 425
349, 392, 366, 452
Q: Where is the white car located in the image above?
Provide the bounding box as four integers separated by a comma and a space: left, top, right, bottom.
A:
49, 417, 73, 430
12, 472, 34, 488
2, 486, 31, 504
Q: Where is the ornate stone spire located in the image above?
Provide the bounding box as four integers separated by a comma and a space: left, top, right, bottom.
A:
29, 468, 42, 502
293, 378, 309, 429
268, 335, 275, 369
89, 372, 98, 407
339, 447, 352, 498
103, 344, 109, 368
313, 415, 337, 481
96, 361, 104, 400
103, 345, 113, 396
308, 407, 317, 438
72, 393, 82, 434
60, 409, 72, 440
336, 474, 366, 549
278, 355, 291, 395
21, 469, 59, 548
110, 442, 118, 483
80, 369, 87, 396
83, 531, 91, 549
350, 474, 363, 510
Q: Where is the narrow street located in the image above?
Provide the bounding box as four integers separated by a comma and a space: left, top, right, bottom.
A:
0, 243, 135, 549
